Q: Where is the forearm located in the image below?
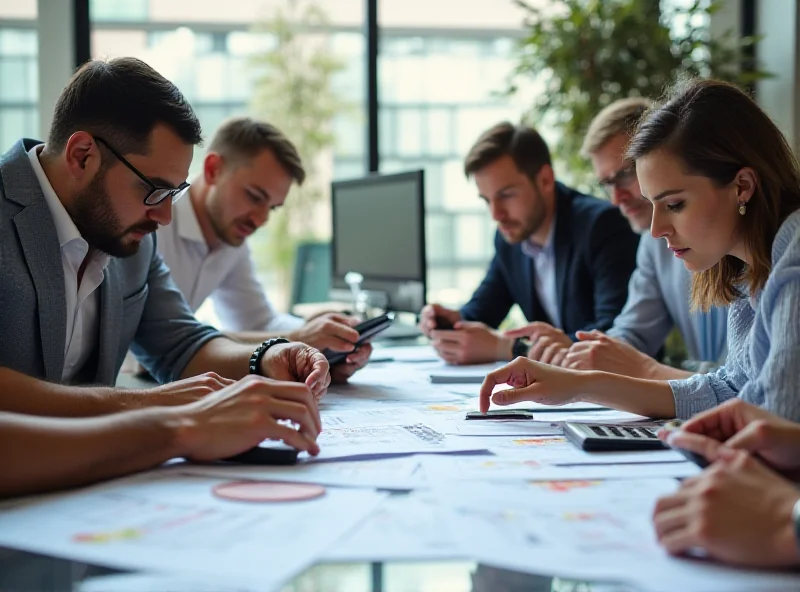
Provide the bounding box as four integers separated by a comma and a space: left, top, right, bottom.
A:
649, 363, 695, 380
0, 408, 185, 498
0, 368, 136, 417
180, 337, 253, 380
224, 330, 285, 345
577, 371, 677, 418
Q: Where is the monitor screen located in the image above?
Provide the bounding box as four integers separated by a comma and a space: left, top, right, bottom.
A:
331, 170, 425, 312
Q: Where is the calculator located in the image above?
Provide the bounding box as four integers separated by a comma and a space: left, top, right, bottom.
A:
563, 422, 667, 451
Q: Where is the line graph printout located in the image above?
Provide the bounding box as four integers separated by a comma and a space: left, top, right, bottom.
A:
322, 492, 464, 562
0, 472, 384, 592
311, 422, 488, 461
178, 457, 420, 491
440, 479, 800, 592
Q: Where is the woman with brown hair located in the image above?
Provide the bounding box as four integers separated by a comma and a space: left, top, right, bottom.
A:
478, 78, 800, 422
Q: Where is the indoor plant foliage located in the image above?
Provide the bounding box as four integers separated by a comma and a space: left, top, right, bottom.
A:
508, 0, 768, 189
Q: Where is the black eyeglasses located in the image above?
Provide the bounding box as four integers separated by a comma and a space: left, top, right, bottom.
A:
598, 163, 637, 197
94, 136, 190, 206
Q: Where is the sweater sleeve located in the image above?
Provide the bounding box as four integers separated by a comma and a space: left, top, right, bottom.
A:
737, 266, 800, 422
668, 364, 741, 419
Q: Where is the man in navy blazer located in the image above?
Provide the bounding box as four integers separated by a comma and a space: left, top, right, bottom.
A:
420, 122, 639, 365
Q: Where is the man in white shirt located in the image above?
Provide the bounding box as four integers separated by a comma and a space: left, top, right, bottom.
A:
157, 117, 370, 383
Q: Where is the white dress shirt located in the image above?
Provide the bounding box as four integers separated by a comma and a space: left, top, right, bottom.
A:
156, 197, 304, 333
520, 215, 561, 328
27, 144, 110, 382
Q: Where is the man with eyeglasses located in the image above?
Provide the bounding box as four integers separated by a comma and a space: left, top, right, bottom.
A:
560, 97, 728, 378
0, 58, 327, 462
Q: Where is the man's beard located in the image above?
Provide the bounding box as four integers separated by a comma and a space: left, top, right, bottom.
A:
500, 183, 547, 244
72, 172, 157, 258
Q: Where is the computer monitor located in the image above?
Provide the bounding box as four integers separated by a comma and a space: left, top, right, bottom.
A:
330, 170, 426, 314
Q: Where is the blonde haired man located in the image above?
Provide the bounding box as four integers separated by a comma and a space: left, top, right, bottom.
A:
562, 97, 727, 378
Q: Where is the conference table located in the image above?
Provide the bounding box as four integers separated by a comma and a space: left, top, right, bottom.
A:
1, 339, 796, 592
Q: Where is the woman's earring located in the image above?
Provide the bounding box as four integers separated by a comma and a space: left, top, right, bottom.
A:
738, 203, 747, 215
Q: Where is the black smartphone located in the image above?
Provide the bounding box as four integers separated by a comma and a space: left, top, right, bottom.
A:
465, 410, 535, 420
661, 419, 710, 468
434, 315, 455, 330
221, 443, 300, 465
324, 312, 395, 365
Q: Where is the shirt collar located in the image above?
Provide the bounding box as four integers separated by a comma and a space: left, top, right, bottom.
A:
27, 144, 82, 249
521, 212, 557, 259
175, 193, 209, 246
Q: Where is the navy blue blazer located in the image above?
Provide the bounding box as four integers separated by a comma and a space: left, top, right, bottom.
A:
460, 182, 640, 340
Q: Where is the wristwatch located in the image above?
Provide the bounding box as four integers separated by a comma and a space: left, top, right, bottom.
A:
511, 337, 530, 359
248, 337, 290, 376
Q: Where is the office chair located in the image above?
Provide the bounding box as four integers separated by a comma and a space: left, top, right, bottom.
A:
290, 241, 331, 314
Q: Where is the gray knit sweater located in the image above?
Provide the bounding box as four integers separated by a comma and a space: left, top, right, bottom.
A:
669, 209, 800, 420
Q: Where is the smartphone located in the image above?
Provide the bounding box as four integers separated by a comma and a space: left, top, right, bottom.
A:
434, 315, 455, 330
324, 312, 395, 365
661, 419, 710, 468
465, 410, 535, 420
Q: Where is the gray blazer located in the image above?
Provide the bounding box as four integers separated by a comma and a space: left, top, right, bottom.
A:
0, 139, 221, 386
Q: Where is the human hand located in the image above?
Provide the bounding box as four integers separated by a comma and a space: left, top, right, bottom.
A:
419, 303, 461, 337
330, 343, 373, 384
430, 321, 512, 365
173, 374, 322, 459
141, 372, 236, 407
562, 330, 659, 378
660, 399, 800, 476
504, 322, 572, 365
653, 449, 800, 567
260, 342, 330, 401
478, 356, 584, 413
288, 313, 360, 352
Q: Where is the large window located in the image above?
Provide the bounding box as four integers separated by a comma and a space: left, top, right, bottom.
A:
90, 0, 366, 314
87, 0, 528, 311
0, 0, 38, 150
378, 34, 526, 306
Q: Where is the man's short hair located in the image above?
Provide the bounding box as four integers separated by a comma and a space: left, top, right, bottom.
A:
47, 57, 202, 155
208, 117, 305, 186
581, 97, 653, 157
464, 121, 551, 182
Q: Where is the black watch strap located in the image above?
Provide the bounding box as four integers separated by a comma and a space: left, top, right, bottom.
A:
248, 337, 290, 376
512, 337, 530, 359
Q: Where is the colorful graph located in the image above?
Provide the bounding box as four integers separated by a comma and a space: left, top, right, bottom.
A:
511, 437, 566, 446
529, 480, 602, 492
479, 459, 542, 469
425, 404, 464, 412
73, 528, 143, 544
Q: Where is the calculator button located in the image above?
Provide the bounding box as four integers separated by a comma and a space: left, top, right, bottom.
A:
590, 425, 607, 437
641, 428, 658, 438
624, 427, 641, 438
608, 427, 623, 437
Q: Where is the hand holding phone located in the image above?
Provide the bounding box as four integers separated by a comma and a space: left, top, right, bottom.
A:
323, 312, 395, 365
434, 315, 455, 330
662, 419, 711, 468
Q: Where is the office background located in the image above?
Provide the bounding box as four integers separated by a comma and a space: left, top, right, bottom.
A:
1, 0, 798, 318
